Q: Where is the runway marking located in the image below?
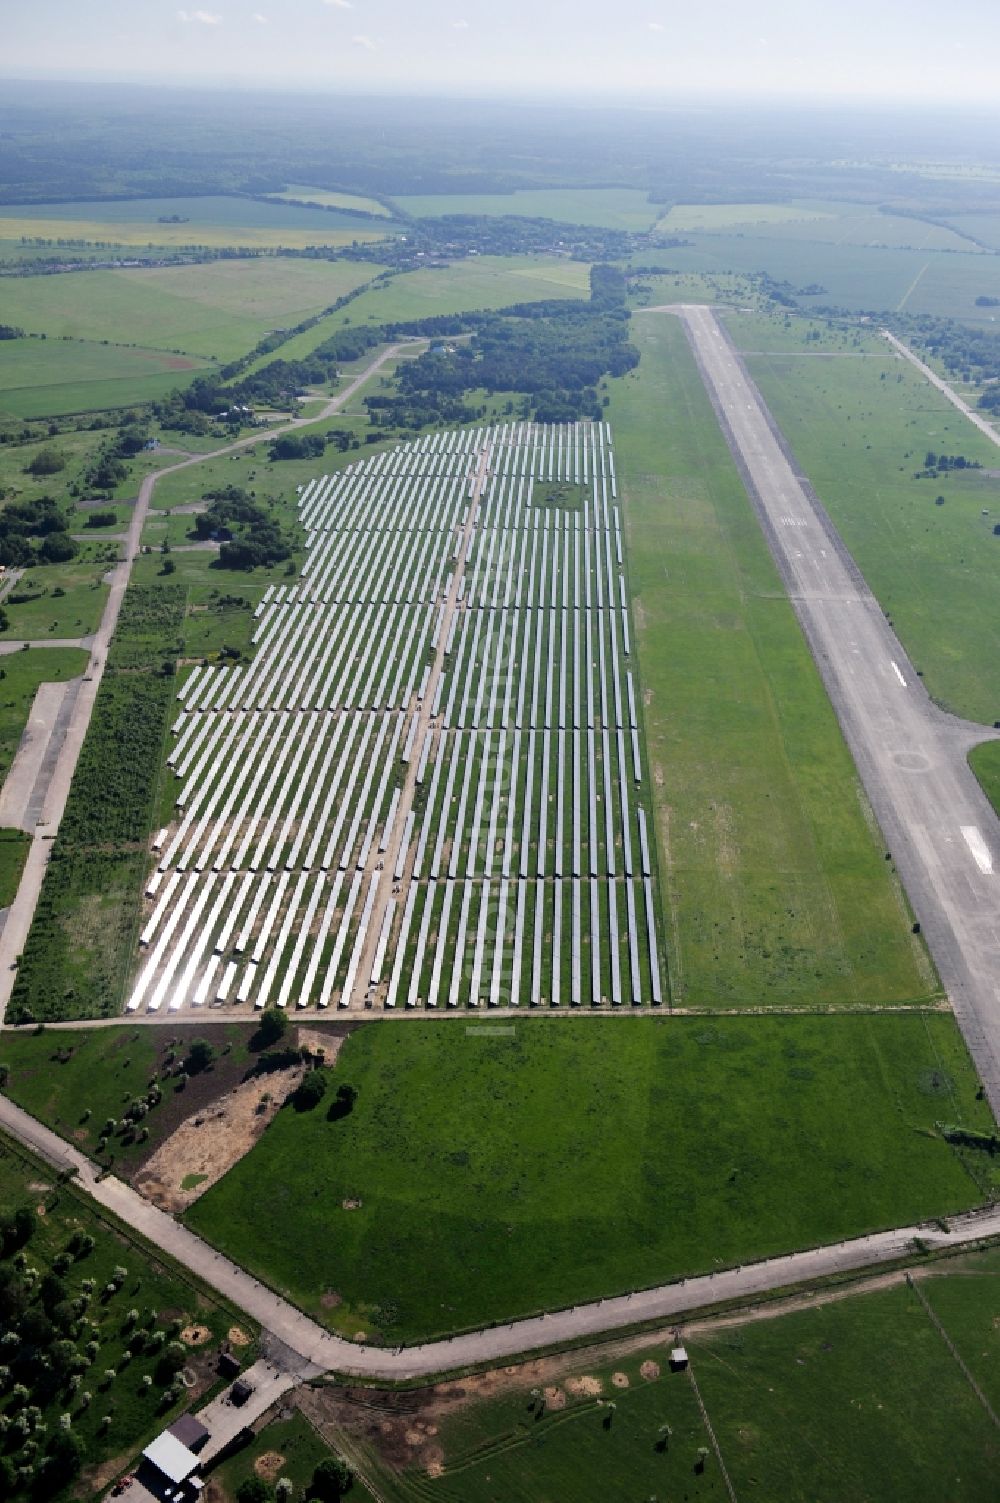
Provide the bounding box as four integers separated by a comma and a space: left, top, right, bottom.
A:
780, 516, 807, 527
962, 826, 994, 876
891, 661, 907, 687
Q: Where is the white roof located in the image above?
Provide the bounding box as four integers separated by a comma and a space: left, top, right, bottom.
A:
143, 1432, 201, 1485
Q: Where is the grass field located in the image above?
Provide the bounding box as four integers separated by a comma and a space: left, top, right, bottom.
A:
0, 829, 30, 906
369, 1250, 1000, 1502
277, 256, 592, 338
969, 741, 1000, 815
0, 193, 392, 248
730, 311, 1000, 723
270, 185, 393, 217
634, 236, 1000, 322
395, 188, 661, 230
611, 315, 933, 1007
186, 1012, 996, 1344
211, 1411, 332, 1502
656, 200, 979, 254
0, 563, 109, 639
0, 338, 210, 420
0, 647, 88, 783
0, 258, 387, 363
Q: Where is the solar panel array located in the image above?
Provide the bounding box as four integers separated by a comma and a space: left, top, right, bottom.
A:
129, 421, 664, 1013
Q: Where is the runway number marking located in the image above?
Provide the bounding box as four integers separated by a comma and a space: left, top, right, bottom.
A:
891, 661, 907, 687
962, 826, 994, 876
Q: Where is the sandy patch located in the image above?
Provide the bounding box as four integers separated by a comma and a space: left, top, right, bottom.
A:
352, 1331, 367, 1343
228, 1325, 251, 1348
566, 1375, 602, 1397
611, 1372, 629, 1389
297, 1027, 348, 1065
640, 1360, 661, 1380
320, 1292, 342, 1309
134, 1065, 303, 1211
254, 1451, 285, 1482
342, 1198, 362, 1211
426, 1454, 444, 1478
542, 1385, 566, 1410
181, 1324, 211, 1347
28, 1182, 51, 1193
653, 762, 665, 787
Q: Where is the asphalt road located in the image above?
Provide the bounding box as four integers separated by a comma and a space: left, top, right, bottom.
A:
0, 342, 420, 1026
646, 303, 1000, 1116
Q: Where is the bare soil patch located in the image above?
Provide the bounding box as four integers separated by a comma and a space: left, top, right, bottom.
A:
566, 1375, 603, 1397
611, 1371, 630, 1389
320, 1292, 342, 1309
228, 1325, 251, 1347
640, 1360, 661, 1380
543, 1385, 566, 1410
134, 1066, 302, 1211
254, 1450, 286, 1482
181, 1324, 212, 1347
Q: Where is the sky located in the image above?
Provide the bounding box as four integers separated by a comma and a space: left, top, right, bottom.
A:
5, 0, 1000, 104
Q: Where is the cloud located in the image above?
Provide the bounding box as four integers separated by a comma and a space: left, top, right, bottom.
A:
453, 18, 470, 27
177, 8, 223, 22
323, 0, 353, 8
352, 32, 375, 48
648, 21, 664, 30
253, 10, 267, 20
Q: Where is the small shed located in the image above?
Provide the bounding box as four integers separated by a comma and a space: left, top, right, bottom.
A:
218, 1351, 241, 1380
169, 1413, 211, 1454
669, 1346, 689, 1372
230, 1377, 254, 1406
142, 1430, 202, 1488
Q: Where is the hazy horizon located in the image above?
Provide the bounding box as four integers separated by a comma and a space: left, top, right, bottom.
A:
6, 0, 1000, 107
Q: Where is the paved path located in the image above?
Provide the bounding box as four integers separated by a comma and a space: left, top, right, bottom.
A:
0, 342, 419, 1026
643, 304, 1000, 1115
882, 330, 1000, 449
3, 1090, 1000, 1381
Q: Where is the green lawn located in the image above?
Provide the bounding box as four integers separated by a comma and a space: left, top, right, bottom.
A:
369, 1250, 1000, 1503
186, 1013, 996, 1345
211, 1412, 333, 1503
395, 187, 660, 231
0, 647, 88, 783
732, 312, 1000, 723
0, 1130, 251, 1501
0, 258, 388, 363
0, 339, 210, 421
612, 315, 933, 1007
969, 741, 1000, 816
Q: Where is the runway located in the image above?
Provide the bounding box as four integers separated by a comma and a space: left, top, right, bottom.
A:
646, 303, 1000, 1115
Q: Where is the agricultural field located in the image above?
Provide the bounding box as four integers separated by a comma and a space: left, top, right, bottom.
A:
0, 830, 30, 906
0, 338, 210, 421
395, 188, 661, 231
0, 1131, 251, 1501
268, 256, 592, 344
363, 1249, 1000, 1502
655, 199, 979, 253
969, 740, 1000, 815
728, 310, 1000, 723
610, 315, 933, 1007
0, 257, 387, 364
634, 236, 1000, 323
186, 1010, 998, 1344
268, 185, 394, 217
0, 192, 393, 248
128, 422, 662, 1017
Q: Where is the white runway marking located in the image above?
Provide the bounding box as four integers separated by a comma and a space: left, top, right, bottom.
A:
891, 661, 907, 687
962, 826, 994, 875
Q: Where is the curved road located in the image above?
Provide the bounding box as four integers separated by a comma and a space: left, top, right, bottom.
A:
0, 342, 420, 1025
3, 1090, 998, 1381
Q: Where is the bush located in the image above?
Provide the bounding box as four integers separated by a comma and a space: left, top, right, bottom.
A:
253, 1009, 289, 1049
184, 1039, 215, 1076
311, 1454, 353, 1500
292, 1070, 328, 1112
237, 1479, 270, 1503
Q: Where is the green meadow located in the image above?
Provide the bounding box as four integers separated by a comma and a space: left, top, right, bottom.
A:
396, 187, 661, 230
187, 1013, 995, 1345
969, 741, 1000, 816
0, 257, 386, 362
0, 338, 210, 420
611, 315, 932, 1007
370, 1250, 1000, 1503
